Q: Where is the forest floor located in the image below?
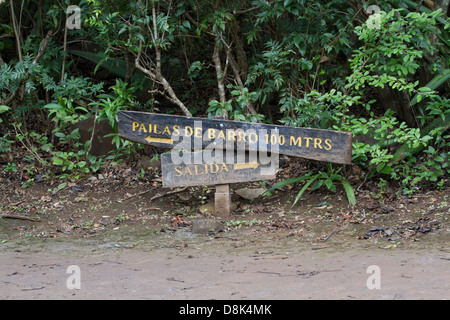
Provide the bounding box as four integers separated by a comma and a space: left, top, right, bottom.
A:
0, 156, 449, 300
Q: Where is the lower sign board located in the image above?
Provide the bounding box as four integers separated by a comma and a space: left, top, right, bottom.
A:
118, 111, 353, 165
161, 150, 277, 188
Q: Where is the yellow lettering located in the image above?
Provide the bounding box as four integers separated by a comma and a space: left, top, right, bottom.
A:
279, 134, 285, 145
139, 123, 147, 133
237, 130, 247, 142
154, 124, 161, 134
194, 164, 203, 175
304, 137, 313, 148
132, 121, 139, 131
210, 163, 219, 173
194, 127, 202, 138
217, 130, 226, 140
324, 139, 332, 150
270, 134, 277, 145
162, 125, 171, 135
185, 126, 193, 137
314, 138, 323, 149
290, 136, 302, 147
184, 166, 193, 175
221, 163, 229, 172
207, 128, 215, 140
248, 132, 258, 144
175, 166, 183, 177
227, 130, 236, 141
173, 125, 180, 136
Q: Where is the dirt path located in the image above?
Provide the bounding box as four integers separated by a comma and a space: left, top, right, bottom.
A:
1, 165, 449, 300
1, 228, 449, 300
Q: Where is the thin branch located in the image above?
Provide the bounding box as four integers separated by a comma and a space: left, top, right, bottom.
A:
13, 124, 46, 164
10, 0, 23, 61
213, 41, 227, 112
224, 45, 257, 116
118, 186, 187, 202
135, 41, 158, 80
33, 30, 53, 65
185, 11, 255, 117
132, 1, 192, 117
135, 41, 192, 117
61, 2, 69, 82
160, 0, 172, 43
151, 0, 159, 48
86, 108, 98, 159
185, 12, 215, 37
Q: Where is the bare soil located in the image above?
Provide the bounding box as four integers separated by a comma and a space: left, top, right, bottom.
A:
0, 158, 449, 300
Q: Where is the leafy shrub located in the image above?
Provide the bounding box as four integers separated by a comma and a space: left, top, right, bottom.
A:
332, 8, 449, 195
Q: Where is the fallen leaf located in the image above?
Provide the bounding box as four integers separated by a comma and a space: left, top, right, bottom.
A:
40, 195, 52, 203
253, 204, 266, 214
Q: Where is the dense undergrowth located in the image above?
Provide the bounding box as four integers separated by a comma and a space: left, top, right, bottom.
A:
0, 0, 449, 204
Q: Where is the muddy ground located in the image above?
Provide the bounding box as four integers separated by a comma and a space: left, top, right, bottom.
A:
0, 158, 449, 300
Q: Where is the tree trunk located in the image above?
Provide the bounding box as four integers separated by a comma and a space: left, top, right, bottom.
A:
212, 41, 228, 116
378, 87, 416, 127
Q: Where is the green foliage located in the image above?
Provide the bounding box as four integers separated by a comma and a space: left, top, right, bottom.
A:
45, 97, 89, 130
91, 79, 136, 149
270, 5, 449, 199
247, 0, 355, 123
43, 74, 104, 102
0, 105, 10, 124
332, 8, 449, 195
0, 0, 448, 198
278, 90, 332, 128
265, 164, 356, 206
348, 8, 443, 94
207, 85, 264, 122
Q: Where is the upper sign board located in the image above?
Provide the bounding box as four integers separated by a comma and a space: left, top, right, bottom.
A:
118, 111, 352, 164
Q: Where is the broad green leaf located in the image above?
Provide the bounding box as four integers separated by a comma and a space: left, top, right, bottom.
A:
0, 105, 10, 113
293, 174, 320, 205
410, 69, 450, 106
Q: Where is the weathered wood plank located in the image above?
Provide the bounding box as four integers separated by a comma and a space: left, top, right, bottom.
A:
118, 111, 353, 164
161, 150, 277, 188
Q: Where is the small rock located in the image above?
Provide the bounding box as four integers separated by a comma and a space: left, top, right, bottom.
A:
178, 194, 191, 202
199, 201, 215, 215
136, 157, 161, 171
191, 219, 222, 234
235, 187, 266, 200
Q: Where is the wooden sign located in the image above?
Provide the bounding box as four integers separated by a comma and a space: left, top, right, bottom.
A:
118, 111, 352, 164
161, 151, 277, 188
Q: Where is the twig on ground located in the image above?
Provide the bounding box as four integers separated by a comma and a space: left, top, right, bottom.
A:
321, 228, 343, 241
0, 214, 40, 222
118, 187, 187, 202
149, 187, 187, 201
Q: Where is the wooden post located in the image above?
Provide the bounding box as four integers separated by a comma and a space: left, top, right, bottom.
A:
215, 184, 231, 217
212, 115, 231, 217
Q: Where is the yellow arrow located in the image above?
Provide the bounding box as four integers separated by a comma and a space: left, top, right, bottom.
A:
145, 136, 173, 145
233, 162, 259, 170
